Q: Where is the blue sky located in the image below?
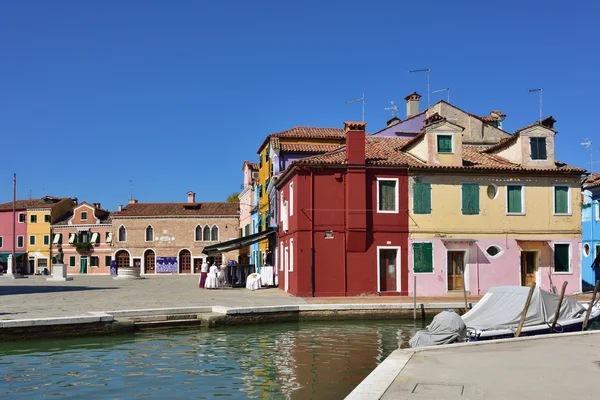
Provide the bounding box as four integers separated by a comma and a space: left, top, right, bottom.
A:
1, 1, 599, 209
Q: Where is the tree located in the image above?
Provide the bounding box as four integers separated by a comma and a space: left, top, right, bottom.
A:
227, 192, 240, 202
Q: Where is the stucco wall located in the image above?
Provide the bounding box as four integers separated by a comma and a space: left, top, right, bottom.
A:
0, 210, 27, 252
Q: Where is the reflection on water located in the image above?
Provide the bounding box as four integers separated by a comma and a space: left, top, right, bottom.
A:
0, 320, 427, 399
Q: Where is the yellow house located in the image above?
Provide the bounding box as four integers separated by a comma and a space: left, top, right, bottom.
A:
25, 197, 76, 274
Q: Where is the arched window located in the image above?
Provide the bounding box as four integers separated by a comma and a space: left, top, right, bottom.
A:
118, 226, 127, 242
211, 225, 219, 241
195, 225, 202, 241
145, 226, 154, 242
203, 226, 210, 241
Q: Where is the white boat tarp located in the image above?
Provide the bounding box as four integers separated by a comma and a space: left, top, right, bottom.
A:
409, 310, 467, 348
462, 286, 586, 331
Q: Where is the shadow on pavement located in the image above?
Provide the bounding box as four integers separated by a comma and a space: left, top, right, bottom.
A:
0, 286, 119, 295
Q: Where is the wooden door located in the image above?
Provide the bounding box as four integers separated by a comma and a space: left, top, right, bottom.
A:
116, 250, 130, 268
193, 258, 202, 273
379, 249, 398, 292
521, 251, 537, 286
447, 251, 465, 291
179, 250, 191, 273
144, 250, 155, 273
80, 256, 88, 274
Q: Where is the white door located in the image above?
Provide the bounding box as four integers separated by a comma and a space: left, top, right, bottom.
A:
284, 246, 289, 292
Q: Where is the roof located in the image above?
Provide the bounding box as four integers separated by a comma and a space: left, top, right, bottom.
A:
584, 173, 600, 190
0, 197, 69, 211
279, 143, 343, 153
53, 211, 112, 226
113, 202, 239, 217
243, 160, 259, 171
484, 120, 558, 154
257, 126, 345, 153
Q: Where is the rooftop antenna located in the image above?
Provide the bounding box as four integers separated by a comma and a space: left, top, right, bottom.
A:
432, 88, 450, 103
581, 139, 600, 171
384, 101, 399, 117
346, 93, 366, 122
128, 179, 133, 201
528, 88, 542, 122
28, 189, 32, 200
408, 68, 431, 107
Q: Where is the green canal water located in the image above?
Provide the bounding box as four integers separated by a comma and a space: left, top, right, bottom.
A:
0, 320, 427, 399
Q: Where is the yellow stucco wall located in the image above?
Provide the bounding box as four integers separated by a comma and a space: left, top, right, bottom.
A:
26, 209, 52, 267
409, 173, 581, 239
257, 145, 271, 252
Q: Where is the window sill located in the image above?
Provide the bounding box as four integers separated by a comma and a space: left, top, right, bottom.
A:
553, 213, 572, 216
438, 152, 454, 154
506, 213, 526, 216
552, 271, 573, 275
377, 210, 399, 214
412, 271, 435, 275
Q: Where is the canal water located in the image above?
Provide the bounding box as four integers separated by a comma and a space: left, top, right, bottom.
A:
0, 319, 427, 399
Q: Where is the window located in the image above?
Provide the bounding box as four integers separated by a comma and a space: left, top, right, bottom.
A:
44, 214, 51, 223
487, 185, 498, 200
486, 245, 503, 258
105, 232, 112, 243
145, 226, 154, 242
583, 243, 591, 257
413, 182, 431, 214
413, 242, 433, 273
325, 230, 334, 239
596, 201, 600, 221
30, 214, 37, 223
377, 178, 398, 213
596, 244, 600, 258
43, 235, 49, 245
78, 231, 89, 243
17, 236, 24, 248
105, 256, 112, 267
53, 233, 62, 245
29, 235, 35, 245
290, 239, 294, 272
280, 194, 284, 222
203, 226, 210, 241
461, 184, 480, 215
530, 137, 547, 160
18, 213, 25, 223
245, 224, 250, 236
554, 186, 570, 215
554, 244, 570, 273
195, 225, 202, 241
211, 226, 219, 241
81, 211, 88, 221
90, 256, 99, 267
280, 242, 284, 272
90, 232, 99, 244
290, 182, 294, 216
437, 135, 453, 153
507, 185, 524, 214
0, 237, 3, 248
118, 226, 127, 242
69, 256, 76, 266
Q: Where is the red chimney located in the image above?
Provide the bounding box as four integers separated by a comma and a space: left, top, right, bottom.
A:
345, 121, 367, 165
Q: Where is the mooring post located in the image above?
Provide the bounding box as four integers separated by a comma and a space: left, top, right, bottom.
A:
516, 282, 536, 337
551, 281, 568, 332
582, 279, 600, 331
413, 275, 417, 321
462, 282, 469, 314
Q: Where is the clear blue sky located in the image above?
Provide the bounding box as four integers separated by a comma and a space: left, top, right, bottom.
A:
2, 1, 599, 210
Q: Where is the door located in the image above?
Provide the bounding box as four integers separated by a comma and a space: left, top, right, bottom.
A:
447, 251, 465, 291
379, 249, 398, 292
193, 258, 202, 274
521, 251, 537, 287
284, 247, 289, 292
179, 250, 191, 273
80, 256, 88, 274
144, 250, 155, 274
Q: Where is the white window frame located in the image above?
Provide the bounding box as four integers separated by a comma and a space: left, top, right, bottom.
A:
552, 242, 572, 275
17, 235, 24, 248
118, 225, 127, 242
81, 211, 88, 221
145, 225, 154, 242
529, 136, 548, 161
435, 133, 454, 154
30, 214, 37, 223
377, 177, 399, 214
552, 185, 571, 216
289, 238, 294, 272
68, 233, 76, 244
506, 184, 525, 215
280, 194, 284, 222
29, 235, 36, 246
485, 245, 504, 259
90, 232, 99, 244
596, 201, 599, 221
18, 213, 25, 223
279, 241, 284, 272
412, 241, 435, 274
583, 243, 591, 258
376, 246, 402, 292
282, 201, 289, 231
43, 235, 50, 245
445, 249, 470, 293
290, 182, 294, 216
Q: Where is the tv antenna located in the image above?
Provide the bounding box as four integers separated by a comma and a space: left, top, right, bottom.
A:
384, 101, 399, 117
432, 88, 450, 103
128, 179, 134, 200
408, 68, 431, 107
581, 139, 600, 169
528, 88, 543, 122
346, 93, 365, 122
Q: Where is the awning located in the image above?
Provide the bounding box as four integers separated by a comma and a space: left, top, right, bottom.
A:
106, 232, 113, 243
68, 233, 76, 244
52, 233, 61, 244
91, 232, 99, 243
441, 239, 477, 245
203, 228, 276, 255
0, 252, 27, 262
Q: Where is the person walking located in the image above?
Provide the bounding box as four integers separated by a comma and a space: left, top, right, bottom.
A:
198, 260, 209, 288
205, 262, 219, 289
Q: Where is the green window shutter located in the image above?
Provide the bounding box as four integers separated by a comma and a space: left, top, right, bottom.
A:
17, 236, 23, 247
413, 183, 431, 214
461, 184, 479, 215
69, 256, 76, 267
554, 244, 570, 272
245, 224, 250, 236
531, 138, 547, 160
413, 242, 433, 273
437, 135, 452, 153
43, 235, 49, 245
29, 236, 35, 245
554, 186, 569, 214
507, 186, 522, 213
379, 180, 397, 211
105, 256, 111, 267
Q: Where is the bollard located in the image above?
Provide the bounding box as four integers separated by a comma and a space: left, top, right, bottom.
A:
516, 282, 536, 337
413, 275, 417, 321
583, 280, 600, 331
551, 281, 568, 332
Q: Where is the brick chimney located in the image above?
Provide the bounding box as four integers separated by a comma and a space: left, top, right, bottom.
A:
118, 204, 123, 211
344, 121, 367, 165
93, 203, 101, 209
187, 191, 196, 203
405, 92, 421, 118
128, 199, 138, 205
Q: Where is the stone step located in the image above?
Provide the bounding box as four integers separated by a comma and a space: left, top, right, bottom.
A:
130, 313, 200, 323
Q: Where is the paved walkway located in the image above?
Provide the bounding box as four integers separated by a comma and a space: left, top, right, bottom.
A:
348, 331, 600, 400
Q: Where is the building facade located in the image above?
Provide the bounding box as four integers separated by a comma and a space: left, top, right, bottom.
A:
582, 174, 600, 291
111, 195, 239, 275
0, 204, 28, 273
51, 202, 113, 275
239, 161, 258, 264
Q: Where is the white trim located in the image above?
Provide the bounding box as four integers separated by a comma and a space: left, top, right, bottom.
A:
376, 246, 401, 292
52, 233, 61, 244
376, 177, 399, 214
518, 249, 541, 286
583, 243, 591, 258
105, 232, 112, 244
284, 246, 289, 292
29, 235, 36, 246
144, 225, 154, 242
43, 235, 50, 246
68, 233, 76, 244
445, 249, 470, 293
485, 245, 504, 259
177, 248, 193, 274
552, 242, 573, 275
141, 248, 156, 275
90, 232, 99, 244
18, 212, 25, 223
506, 184, 525, 215
289, 182, 294, 217
30, 214, 37, 223
210, 225, 219, 242
486, 184, 499, 200
412, 241, 435, 274
279, 241, 284, 272
194, 225, 203, 242
435, 132, 454, 154
552, 184, 572, 216
289, 238, 294, 272
596, 200, 600, 221
117, 225, 127, 242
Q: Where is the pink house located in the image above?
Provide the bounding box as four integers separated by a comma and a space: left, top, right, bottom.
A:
0, 204, 28, 273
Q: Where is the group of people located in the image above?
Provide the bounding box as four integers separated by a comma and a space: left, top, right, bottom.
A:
198, 260, 226, 289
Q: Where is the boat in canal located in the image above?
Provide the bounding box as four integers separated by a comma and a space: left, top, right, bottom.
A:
410, 286, 600, 347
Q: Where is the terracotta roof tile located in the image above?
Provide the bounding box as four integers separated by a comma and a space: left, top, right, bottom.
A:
0, 197, 69, 211
279, 143, 343, 153
258, 126, 345, 153
113, 202, 239, 217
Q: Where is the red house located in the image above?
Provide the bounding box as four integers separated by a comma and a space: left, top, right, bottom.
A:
275, 122, 409, 296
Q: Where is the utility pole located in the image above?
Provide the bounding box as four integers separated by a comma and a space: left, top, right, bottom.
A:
408, 68, 431, 107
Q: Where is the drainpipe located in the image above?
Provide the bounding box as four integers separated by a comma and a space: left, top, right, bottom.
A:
310, 170, 315, 297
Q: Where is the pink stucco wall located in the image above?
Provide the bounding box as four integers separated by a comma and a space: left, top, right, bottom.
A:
408, 238, 581, 296
0, 210, 27, 252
